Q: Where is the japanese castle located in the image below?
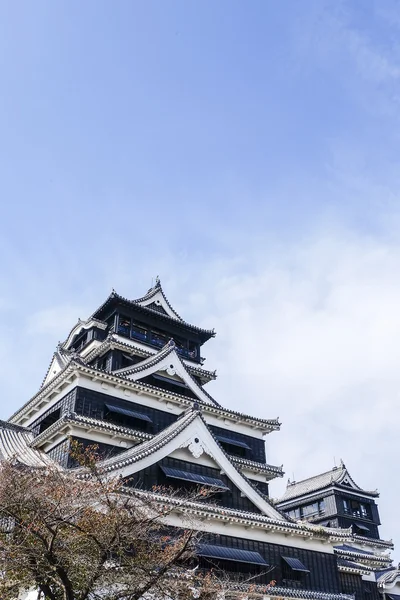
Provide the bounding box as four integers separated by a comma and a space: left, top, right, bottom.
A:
2, 279, 399, 600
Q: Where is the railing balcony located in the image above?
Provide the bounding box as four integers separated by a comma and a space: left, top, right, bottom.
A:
150, 335, 166, 347
117, 325, 200, 362
176, 346, 198, 360
130, 328, 147, 342
118, 325, 130, 336
343, 507, 370, 519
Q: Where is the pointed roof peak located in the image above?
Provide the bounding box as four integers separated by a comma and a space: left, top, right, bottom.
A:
136, 278, 184, 322
0, 420, 56, 468
90, 282, 215, 340
94, 410, 285, 521
145, 276, 161, 295
278, 461, 379, 502
113, 341, 220, 407
153, 274, 161, 289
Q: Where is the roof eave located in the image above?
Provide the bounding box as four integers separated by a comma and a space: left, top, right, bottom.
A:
91, 293, 215, 341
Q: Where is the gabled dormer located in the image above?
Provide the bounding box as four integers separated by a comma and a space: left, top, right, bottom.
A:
97, 407, 286, 520
114, 339, 219, 406
133, 276, 184, 321
276, 461, 381, 539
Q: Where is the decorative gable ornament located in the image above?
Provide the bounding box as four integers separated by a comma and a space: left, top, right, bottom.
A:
187, 436, 205, 459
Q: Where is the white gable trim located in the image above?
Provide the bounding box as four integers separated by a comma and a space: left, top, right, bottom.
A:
104, 414, 284, 520
136, 290, 180, 320
64, 319, 107, 350
42, 355, 65, 387
120, 348, 215, 405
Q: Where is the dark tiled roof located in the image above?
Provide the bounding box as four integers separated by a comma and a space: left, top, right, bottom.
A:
376, 568, 400, 584
115, 340, 220, 406
334, 545, 391, 566
0, 420, 54, 468
224, 582, 354, 600
337, 559, 371, 574
30, 413, 153, 449
84, 333, 217, 382
8, 358, 281, 432
278, 461, 378, 502
92, 409, 295, 523
229, 455, 284, 478
31, 411, 281, 479
90, 285, 215, 339
133, 278, 184, 321
337, 558, 363, 568
352, 535, 393, 550
335, 544, 374, 556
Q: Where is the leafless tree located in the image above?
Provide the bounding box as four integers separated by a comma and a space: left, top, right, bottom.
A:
0, 443, 224, 600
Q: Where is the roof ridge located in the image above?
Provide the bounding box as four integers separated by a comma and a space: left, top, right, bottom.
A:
9, 359, 280, 430
89, 408, 200, 473
133, 277, 184, 322
84, 334, 217, 381
92, 408, 285, 521
62, 317, 107, 349
126, 488, 355, 542
114, 340, 221, 407
114, 340, 176, 375
0, 420, 31, 433
89, 289, 215, 336
287, 465, 342, 488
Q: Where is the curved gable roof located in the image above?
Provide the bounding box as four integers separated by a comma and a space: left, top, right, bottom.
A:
114, 340, 220, 406
63, 318, 107, 350
90, 286, 215, 341
278, 461, 379, 502
41, 346, 72, 388
94, 408, 285, 521
0, 421, 55, 468
134, 278, 184, 321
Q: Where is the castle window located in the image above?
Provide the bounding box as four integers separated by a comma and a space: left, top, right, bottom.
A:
215, 434, 251, 458
287, 500, 325, 520
117, 316, 131, 335
353, 522, 370, 535
104, 403, 152, 431
343, 498, 371, 519
150, 330, 168, 348
131, 323, 147, 341
197, 544, 268, 566
281, 556, 309, 586
96, 354, 111, 371
39, 408, 61, 433
160, 466, 229, 491
302, 500, 324, 517
121, 353, 134, 368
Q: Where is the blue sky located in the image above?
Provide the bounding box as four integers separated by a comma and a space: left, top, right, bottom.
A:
1, 0, 400, 552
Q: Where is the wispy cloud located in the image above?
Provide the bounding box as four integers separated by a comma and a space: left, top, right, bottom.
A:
27, 305, 88, 337
188, 226, 400, 545
0, 0, 399, 560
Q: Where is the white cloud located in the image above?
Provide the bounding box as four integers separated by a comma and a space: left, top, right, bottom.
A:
27, 305, 89, 337
180, 229, 400, 550
1, 221, 399, 554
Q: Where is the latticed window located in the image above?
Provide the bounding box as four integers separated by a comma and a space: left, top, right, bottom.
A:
30, 390, 76, 436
